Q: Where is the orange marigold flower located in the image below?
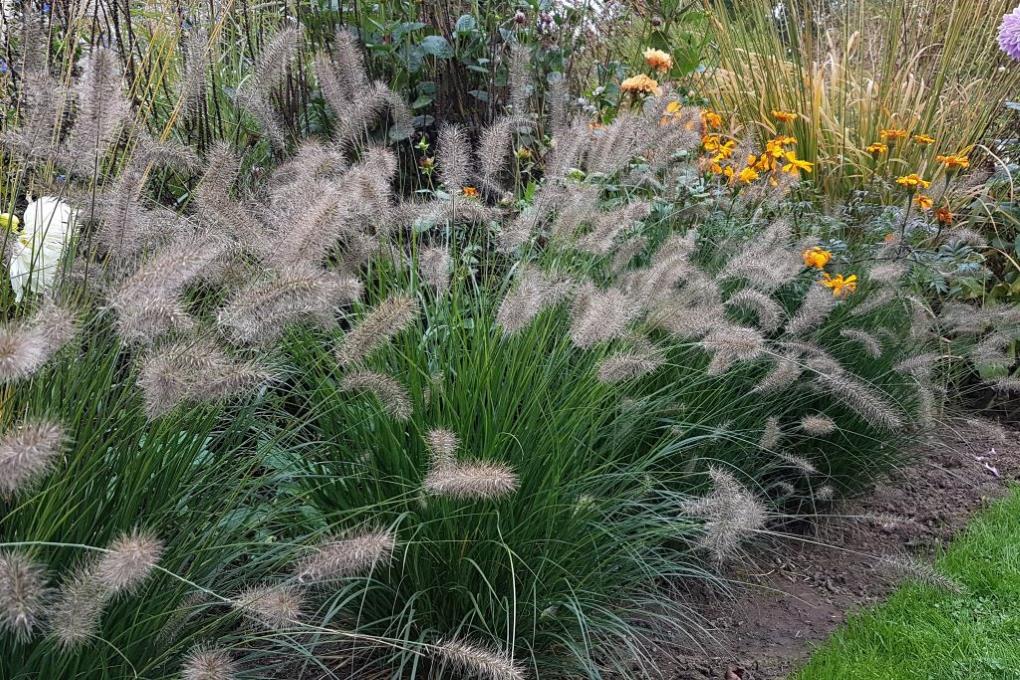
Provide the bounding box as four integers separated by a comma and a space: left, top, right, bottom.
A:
643, 48, 673, 74
703, 134, 723, 152
820, 272, 858, 298
461, 186, 479, 198
912, 134, 935, 145
866, 142, 888, 156
914, 194, 934, 210
880, 128, 908, 143
936, 207, 954, 225
935, 154, 970, 172
659, 100, 682, 126
736, 166, 760, 184
621, 74, 661, 96
782, 151, 814, 174
802, 246, 832, 269
772, 110, 799, 123
896, 173, 931, 191
702, 110, 723, 130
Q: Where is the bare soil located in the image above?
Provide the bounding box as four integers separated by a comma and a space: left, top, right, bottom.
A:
662, 416, 1020, 680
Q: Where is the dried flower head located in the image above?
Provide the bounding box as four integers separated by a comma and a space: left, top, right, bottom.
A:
682, 467, 767, 563
294, 529, 396, 584
758, 416, 781, 450
234, 584, 304, 631
800, 414, 837, 436
701, 325, 765, 375
0, 420, 65, 499
434, 638, 527, 680
0, 550, 51, 642
726, 288, 784, 333
339, 370, 412, 421
496, 268, 574, 335
49, 564, 108, 649
419, 246, 452, 293
424, 461, 520, 501
0, 302, 77, 383
840, 328, 882, 359
425, 429, 460, 465
569, 285, 639, 349
596, 341, 666, 384
752, 352, 803, 394
786, 285, 837, 336
181, 644, 238, 680
879, 554, 963, 593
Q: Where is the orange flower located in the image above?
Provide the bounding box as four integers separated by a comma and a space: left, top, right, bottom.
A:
461, 186, 479, 198
736, 166, 759, 184
802, 246, 832, 269
936, 207, 954, 225
866, 142, 888, 157
912, 134, 935, 145
936, 154, 970, 173
772, 110, 799, 123
643, 48, 673, 74
914, 194, 934, 210
820, 272, 858, 298
621, 74, 661, 96
880, 128, 908, 143
702, 110, 723, 130
782, 151, 814, 175
896, 173, 931, 191
659, 100, 682, 125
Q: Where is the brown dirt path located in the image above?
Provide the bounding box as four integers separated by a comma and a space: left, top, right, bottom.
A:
663, 416, 1020, 680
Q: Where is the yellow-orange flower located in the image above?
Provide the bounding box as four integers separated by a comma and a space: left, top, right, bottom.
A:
912, 134, 935, 145
880, 128, 908, 143
802, 246, 832, 269
935, 154, 970, 172
782, 151, 814, 174
702, 110, 723, 130
866, 142, 888, 156
736, 166, 759, 184
621, 74, 661, 96
936, 207, 954, 225
643, 47, 673, 74
659, 100, 682, 125
772, 110, 798, 123
914, 194, 934, 210
462, 186, 479, 198
896, 173, 930, 191
820, 272, 858, 298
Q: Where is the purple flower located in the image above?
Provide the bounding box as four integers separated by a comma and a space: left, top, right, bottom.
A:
1000, 5, 1020, 61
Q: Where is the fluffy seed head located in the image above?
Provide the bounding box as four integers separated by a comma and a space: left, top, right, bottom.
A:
682, 467, 767, 563
879, 554, 963, 593
596, 341, 665, 383
0, 550, 50, 642
776, 452, 818, 475
569, 285, 640, 349
96, 529, 163, 594
336, 295, 419, 367
758, 416, 781, 450
425, 429, 459, 465
840, 328, 882, 358
809, 359, 904, 431
339, 370, 412, 421
0, 420, 65, 499
49, 565, 107, 649
800, 414, 836, 435
181, 644, 238, 680
234, 584, 303, 631
752, 352, 803, 394
419, 246, 452, 293
424, 462, 520, 501
294, 529, 396, 584
496, 268, 574, 335
726, 288, 784, 333
434, 638, 527, 680
701, 325, 765, 375
785, 285, 837, 336
0, 302, 77, 383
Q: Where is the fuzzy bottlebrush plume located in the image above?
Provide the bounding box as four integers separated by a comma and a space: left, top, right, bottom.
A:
63, 48, 132, 172
849, 289, 896, 318
717, 222, 801, 293
776, 452, 818, 475
785, 285, 837, 337
544, 121, 591, 180
110, 235, 230, 345
137, 339, 276, 419
611, 235, 648, 275
547, 184, 600, 243
0, 301, 76, 383
95, 529, 164, 593
293, 529, 396, 584
752, 352, 803, 394
437, 124, 472, 194
574, 202, 651, 256
701, 325, 765, 375
0, 550, 51, 642
234, 25, 303, 149
596, 340, 666, 384
726, 288, 785, 333
507, 43, 532, 114
181, 644, 238, 680
218, 268, 362, 346
434, 639, 527, 680
0, 420, 65, 499
336, 295, 419, 367
339, 370, 412, 421
425, 428, 459, 466
547, 72, 570, 136
893, 353, 942, 377
879, 554, 963, 593
807, 358, 904, 431
477, 115, 530, 196
868, 262, 906, 286
0, 21, 66, 163
234, 584, 304, 631
839, 328, 882, 358
800, 414, 837, 436
418, 246, 452, 293
758, 416, 781, 450
682, 467, 767, 563
495, 267, 574, 335
989, 377, 1020, 395
179, 28, 211, 118
194, 143, 263, 247
423, 460, 520, 501
569, 284, 640, 349
50, 530, 163, 648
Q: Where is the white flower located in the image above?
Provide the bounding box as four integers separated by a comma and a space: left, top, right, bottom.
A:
8, 197, 76, 301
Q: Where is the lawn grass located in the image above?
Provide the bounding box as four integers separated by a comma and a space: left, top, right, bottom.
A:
796, 486, 1020, 680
